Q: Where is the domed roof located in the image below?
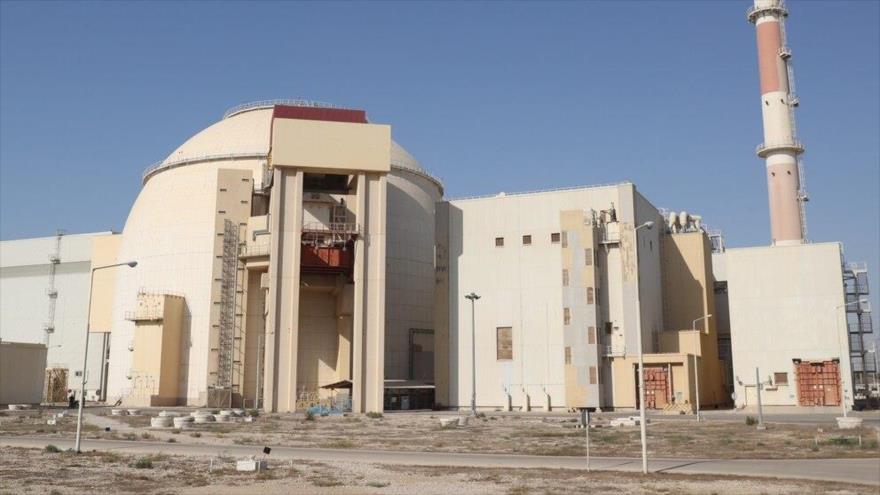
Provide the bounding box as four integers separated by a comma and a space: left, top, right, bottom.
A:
144, 100, 438, 187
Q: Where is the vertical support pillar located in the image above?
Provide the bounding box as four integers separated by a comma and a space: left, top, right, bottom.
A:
351, 174, 368, 413
351, 173, 387, 413
263, 168, 304, 412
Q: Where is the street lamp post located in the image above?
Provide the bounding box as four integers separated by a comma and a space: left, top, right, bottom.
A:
692, 314, 712, 422
465, 292, 480, 416
633, 220, 654, 475
74, 261, 137, 454
835, 299, 866, 419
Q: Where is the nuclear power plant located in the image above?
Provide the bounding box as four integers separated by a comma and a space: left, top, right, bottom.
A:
0, 0, 876, 413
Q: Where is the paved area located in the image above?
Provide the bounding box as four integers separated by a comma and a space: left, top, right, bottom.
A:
2, 435, 878, 486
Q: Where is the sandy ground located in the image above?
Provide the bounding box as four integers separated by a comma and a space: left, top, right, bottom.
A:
2, 408, 878, 460
0, 446, 874, 495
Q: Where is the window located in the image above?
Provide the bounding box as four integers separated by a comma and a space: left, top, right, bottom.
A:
496, 327, 513, 360
495, 237, 504, 247
605, 321, 613, 334
522, 235, 532, 246
564, 347, 572, 365
584, 248, 593, 266
774, 372, 788, 386
564, 308, 571, 325
588, 326, 596, 344
589, 366, 597, 385
551, 232, 561, 243
586, 287, 594, 305
562, 269, 569, 287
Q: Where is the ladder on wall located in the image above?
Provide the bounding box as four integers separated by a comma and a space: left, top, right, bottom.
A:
217, 220, 240, 407
44, 230, 65, 346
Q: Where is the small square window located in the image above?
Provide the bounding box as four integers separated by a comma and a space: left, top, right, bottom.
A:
564, 347, 572, 365
589, 366, 597, 385
495, 237, 504, 247
551, 232, 561, 243
586, 287, 595, 305
522, 235, 532, 245
562, 269, 569, 287
605, 322, 613, 334
584, 248, 593, 266
564, 307, 571, 325
774, 372, 788, 385
588, 326, 596, 344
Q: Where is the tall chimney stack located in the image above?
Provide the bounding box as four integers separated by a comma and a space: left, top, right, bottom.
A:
748, 0, 807, 245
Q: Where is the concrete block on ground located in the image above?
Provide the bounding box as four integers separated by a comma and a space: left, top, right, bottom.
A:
236, 459, 268, 472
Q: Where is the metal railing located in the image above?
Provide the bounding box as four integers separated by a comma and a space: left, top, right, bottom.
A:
302, 222, 360, 234
124, 310, 164, 322
603, 345, 626, 357
142, 151, 267, 184
755, 140, 804, 156
746, 2, 787, 23
239, 243, 270, 258
450, 180, 632, 202
390, 157, 444, 189
223, 99, 347, 120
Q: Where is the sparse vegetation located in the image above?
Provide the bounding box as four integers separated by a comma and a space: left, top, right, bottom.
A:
366, 411, 383, 419
189, 431, 202, 438
305, 410, 316, 421
745, 416, 758, 426
43, 444, 60, 453
132, 457, 153, 469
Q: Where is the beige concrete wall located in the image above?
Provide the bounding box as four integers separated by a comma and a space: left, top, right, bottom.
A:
0, 342, 47, 405
611, 353, 691, 409
126, 294, 184, 407
241, 268, 267, 406
205, 169, 253, 399
298, 288, 342, 395
727, 242, 850, 407
659, 231, 727, 407
264, 168, 304, 412
271, 119, 391, 173
433, 202, 451, 407
89, 234, 123, 333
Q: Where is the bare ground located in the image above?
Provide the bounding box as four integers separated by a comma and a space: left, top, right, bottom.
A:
0, 446, 873, 495
3, 409, 879, 460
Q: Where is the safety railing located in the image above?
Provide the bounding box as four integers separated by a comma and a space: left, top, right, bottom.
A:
223, 99, 346, 120
755, 140, 804, 156
142, 151, 267, 184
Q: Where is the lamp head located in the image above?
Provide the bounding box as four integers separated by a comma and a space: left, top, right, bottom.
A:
127, 261, 138, 268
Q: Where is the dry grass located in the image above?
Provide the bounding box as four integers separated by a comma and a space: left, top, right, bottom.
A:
1, 446, 875, 495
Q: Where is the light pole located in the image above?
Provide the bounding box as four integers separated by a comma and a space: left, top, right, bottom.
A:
633, 220, 654, 474
835, 299, 866, 418
692, 314, 712, 422
465, 292, 480, 416
75, 261, 137, 454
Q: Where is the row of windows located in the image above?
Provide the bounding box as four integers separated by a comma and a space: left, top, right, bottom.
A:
495, 232, 562, 247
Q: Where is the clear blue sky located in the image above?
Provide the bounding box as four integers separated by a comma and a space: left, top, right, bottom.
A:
1, 1, 878, 316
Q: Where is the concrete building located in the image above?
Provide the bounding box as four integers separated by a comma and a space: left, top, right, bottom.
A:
707, 0, 875, 410
0, 2, 872, 414
0, 232, 112, 401
80, 101, 443, 413
0, 342, 48, 405
435, 184, 726, 411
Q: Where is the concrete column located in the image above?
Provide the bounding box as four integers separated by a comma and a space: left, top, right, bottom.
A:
263, 168, 304, 412
351, 174, 368, 413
